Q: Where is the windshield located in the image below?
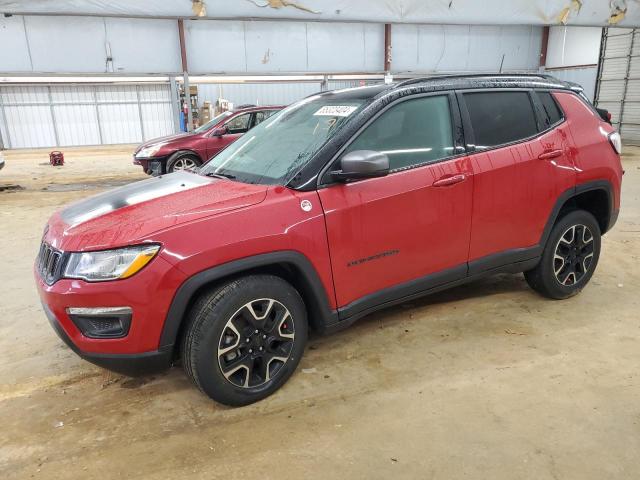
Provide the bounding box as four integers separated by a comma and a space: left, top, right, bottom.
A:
199, 95, 368, 185
194, 111, 233, 133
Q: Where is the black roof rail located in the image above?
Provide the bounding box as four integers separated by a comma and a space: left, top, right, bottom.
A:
394, 72, 560, 89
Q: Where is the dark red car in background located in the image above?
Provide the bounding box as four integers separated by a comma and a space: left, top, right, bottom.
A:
133, 105, 283, 175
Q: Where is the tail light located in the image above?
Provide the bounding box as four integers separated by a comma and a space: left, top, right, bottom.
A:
608, 132, 622, 155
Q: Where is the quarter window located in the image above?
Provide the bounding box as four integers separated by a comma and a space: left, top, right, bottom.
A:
537, 91, 563, 128
463, 91, 538, 149
343, 95, 454, 170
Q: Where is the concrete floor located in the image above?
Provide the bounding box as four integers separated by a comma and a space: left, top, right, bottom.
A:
0, 145, 639, 479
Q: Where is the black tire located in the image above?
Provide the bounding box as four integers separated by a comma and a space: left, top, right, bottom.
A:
525, 210, 601, 299
166, 152, 201, 173
182, 275, 308, 406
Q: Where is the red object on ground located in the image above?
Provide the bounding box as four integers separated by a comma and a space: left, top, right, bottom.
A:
49, 151, 64, 166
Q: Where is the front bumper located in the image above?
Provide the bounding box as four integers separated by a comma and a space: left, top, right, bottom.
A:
133, 156, 166, 175
43, 302, 173, 376
35, 252, 187, 376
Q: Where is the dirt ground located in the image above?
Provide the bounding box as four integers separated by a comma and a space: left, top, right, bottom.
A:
0, 145, 639, 479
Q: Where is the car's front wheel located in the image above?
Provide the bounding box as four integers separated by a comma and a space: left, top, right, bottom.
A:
166, 152, 201, 173
182, 275, 308, 406
525, 209, 601, 299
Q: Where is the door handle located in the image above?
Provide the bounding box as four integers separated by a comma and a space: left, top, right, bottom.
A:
538, 149, 563, 160
432, 174, 467, 187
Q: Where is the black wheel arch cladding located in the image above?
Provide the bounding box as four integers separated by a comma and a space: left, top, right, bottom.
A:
160, 251, 338, 350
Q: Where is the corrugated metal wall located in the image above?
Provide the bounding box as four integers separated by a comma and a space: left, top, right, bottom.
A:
0, 86, 56, 148
393, 25, 542, 72
595, 28, 640, 143
1, 15, 542, 76
0, 15, 181, 74
197, 82, 323, 108
196, 79, 385, 108
0, 14, 547, 148
544, 26, 601, 101
0, 84, 174, 148
185, 22, 542, 74
185, 21, 383, 74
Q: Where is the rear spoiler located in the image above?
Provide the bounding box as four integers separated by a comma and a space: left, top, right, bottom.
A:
595, 107, 612, 125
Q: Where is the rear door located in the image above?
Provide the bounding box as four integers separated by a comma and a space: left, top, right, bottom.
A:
317, 94, 474, 312
459, 89, 576, 273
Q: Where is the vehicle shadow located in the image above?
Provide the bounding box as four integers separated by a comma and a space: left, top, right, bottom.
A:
311, 272, 534, 340
37, 272, 535, 410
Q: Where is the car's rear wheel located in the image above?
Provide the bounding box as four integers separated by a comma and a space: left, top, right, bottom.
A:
166, 152, 201, 173
182, 275, 307, 406
525, 209, 601, 299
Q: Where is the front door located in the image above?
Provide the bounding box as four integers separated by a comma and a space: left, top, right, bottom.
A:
205, 112, 253, 158
317, 94, 474, 312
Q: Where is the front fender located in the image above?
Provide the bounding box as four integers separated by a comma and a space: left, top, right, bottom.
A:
159, 250, 339, 349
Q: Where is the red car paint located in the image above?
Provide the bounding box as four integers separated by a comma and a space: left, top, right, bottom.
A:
133, 105, 283, 174
36, 182, 335, 355
319, 156, 474, 307
35, 78, 622, 376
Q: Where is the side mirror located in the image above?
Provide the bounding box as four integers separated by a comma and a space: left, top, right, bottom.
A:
331, 150, 390, 182
211, 126, 228, 137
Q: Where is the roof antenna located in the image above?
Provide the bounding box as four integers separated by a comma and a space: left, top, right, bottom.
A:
499, 54, 505, 73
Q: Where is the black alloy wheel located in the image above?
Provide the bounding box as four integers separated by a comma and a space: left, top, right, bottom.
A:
217, 298, 295, 388
553, 224, 595, 286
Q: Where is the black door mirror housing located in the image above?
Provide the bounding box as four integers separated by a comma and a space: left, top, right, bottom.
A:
211, 126, 228, 137
331, 150, 390, 182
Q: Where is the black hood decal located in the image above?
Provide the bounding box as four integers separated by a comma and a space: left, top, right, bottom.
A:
61, 172, 211, 227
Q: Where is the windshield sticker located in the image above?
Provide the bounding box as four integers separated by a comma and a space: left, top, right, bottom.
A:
313, 105, 358, 117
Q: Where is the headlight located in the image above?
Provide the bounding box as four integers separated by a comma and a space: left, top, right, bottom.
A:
135, 144, 162, 158
64, 245, 160, 282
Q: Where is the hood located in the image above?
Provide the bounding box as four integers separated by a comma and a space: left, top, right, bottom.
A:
46, 172, 268, 251
135, 133, 194, 151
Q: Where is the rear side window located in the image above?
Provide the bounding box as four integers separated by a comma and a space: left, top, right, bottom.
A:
537, 91, 563, 128
344, 95, 454, 170
463, 91, 538, 149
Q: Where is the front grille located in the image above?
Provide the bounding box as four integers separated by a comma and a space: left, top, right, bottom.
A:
37, 242, 65, 285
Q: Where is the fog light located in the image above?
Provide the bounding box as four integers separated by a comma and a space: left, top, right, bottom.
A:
66, 307, 132, 339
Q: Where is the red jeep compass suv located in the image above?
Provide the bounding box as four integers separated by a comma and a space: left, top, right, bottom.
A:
133, 105, 282, 175
36, 75, 623, 406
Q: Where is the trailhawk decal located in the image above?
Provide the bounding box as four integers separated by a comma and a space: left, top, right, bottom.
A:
347, 249, 400, 267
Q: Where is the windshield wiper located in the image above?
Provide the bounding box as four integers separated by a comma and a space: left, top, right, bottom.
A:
203, 171, 236, 180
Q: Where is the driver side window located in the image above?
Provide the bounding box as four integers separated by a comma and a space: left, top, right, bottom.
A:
225, 113, 252, 134
344, 95, 454, 170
